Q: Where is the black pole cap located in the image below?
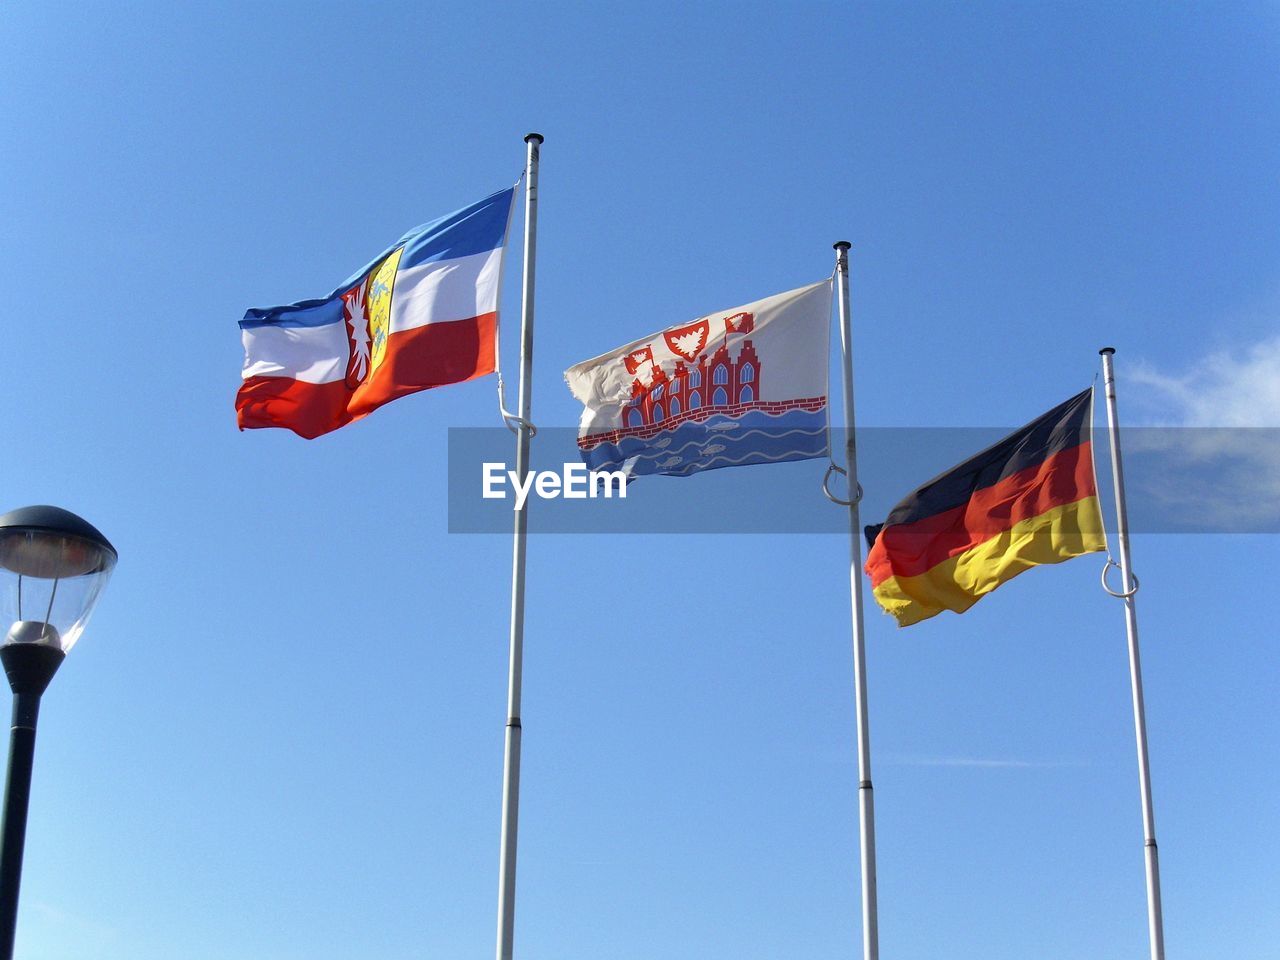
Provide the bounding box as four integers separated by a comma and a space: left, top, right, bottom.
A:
0, 641, 65, 697
0, 505, 116, 560
833, 241, 852, 251
525, 133, 544, 144
1099, 347, 1116, 356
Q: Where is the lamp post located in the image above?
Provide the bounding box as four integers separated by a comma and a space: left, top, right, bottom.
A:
0, 506, 116, 960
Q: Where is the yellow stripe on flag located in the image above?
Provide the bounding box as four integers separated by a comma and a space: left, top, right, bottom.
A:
871, 496, 1106, 627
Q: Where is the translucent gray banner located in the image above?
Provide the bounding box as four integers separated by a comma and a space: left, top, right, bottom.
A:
447, 427, 1280, 534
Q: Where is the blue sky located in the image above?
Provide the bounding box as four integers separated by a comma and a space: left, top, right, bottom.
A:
2, 2, 1278, 958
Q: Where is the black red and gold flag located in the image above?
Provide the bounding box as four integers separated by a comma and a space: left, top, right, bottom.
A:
864, 388, 1106, 627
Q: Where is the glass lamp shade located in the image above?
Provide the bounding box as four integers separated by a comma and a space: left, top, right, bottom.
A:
0, 506, 117, 654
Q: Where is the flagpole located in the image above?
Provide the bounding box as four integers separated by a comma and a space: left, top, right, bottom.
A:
496, 132, 542, 960
1098, 347, 1165, 960
834, 241, 879, 960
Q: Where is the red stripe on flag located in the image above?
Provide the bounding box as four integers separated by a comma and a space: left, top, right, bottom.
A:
236, 312, 496, 438
865, 442, 1098, 586
349, 312, 496, 417
236, 376, 354, 439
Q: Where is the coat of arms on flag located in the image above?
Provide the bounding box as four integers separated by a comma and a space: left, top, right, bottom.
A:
564, 280, 832, 477
236, 188, 515, 439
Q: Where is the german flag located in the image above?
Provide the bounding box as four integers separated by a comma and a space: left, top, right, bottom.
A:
864, 388, 1106, 627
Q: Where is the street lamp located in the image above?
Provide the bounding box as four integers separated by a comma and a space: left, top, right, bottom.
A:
0, 506, 116, 960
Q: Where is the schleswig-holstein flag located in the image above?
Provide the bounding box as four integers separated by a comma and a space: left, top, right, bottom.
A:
237, 188, 515, 438
864, 388, 1106, 627
565, 281, 832, 477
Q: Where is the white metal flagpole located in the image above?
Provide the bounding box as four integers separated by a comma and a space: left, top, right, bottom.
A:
834, 241, 880, 960
1098, 347, 1166, 960
495, 132, 542, 960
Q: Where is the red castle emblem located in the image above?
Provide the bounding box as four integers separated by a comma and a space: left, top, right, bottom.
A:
619, 312, 759, 429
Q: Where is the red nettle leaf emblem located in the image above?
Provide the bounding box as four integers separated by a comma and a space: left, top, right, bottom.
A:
663, 318, 710, 362
623, 346, 654, 375
342, 282, 372, 389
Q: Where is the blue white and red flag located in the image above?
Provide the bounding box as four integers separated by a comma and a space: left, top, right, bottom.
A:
565, 280, 832, 477
237, 188, 515, 438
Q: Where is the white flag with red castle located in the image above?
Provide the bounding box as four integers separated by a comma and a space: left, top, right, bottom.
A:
565, 280, 832, 477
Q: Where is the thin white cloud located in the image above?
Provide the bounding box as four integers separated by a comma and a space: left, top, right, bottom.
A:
1130, 336, 1280, 427
1122, 336, 1280, 532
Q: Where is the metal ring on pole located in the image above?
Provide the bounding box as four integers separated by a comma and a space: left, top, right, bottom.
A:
822, 462, 863, 506
501, 410, 537, 438
1101, 557, 1139, 598
496, 375, 537, 437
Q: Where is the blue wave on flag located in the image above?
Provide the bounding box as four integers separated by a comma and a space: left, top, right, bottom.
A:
581, 405, 828, 478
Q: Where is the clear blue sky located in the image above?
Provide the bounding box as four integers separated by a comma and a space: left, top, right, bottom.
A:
2, 2, 1278, 958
